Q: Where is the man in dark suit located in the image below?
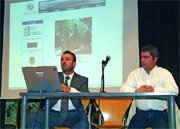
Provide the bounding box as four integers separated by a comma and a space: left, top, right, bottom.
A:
27, 51, 89, 129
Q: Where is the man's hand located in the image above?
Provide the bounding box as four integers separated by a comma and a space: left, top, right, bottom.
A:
135, 85, 154, 92
60, 84, 71, 92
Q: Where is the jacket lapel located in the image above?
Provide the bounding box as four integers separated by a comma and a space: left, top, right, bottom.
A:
70, 72, 78, 89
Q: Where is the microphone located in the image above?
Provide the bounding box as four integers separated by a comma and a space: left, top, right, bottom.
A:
102, 56, 111, 65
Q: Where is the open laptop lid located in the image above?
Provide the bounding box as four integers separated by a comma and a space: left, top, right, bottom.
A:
22, 66, 61, 92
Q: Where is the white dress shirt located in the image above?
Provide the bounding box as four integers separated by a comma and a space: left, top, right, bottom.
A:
120, 66, 178, 111
51, 72, 80, 111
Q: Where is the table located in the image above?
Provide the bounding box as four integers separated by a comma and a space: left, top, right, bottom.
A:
20, 92, 177, 129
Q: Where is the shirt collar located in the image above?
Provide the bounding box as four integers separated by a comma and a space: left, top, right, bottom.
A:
150, 65, 158, 74
63, 72, 74, 80
141, 65, 158, 76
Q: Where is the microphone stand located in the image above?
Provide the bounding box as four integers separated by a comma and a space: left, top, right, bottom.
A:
101, 61, 106, 92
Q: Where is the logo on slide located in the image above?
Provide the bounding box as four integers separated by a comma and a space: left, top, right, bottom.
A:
27, 3, 34, 11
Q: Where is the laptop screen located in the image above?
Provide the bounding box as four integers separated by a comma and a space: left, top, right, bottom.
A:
22, 66, 61, 92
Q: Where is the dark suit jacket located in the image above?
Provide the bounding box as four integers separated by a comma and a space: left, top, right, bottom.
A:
49, 72, 89, 115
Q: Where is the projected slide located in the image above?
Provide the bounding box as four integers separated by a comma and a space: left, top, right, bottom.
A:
9, 0, 123, 89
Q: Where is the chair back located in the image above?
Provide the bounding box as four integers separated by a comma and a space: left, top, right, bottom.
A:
95, 99, 132, 127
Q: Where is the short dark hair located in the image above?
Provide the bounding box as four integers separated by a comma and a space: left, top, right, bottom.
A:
63, 51, 76, 62
141, 45, 159, 59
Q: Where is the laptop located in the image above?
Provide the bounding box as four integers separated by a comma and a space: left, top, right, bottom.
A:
22, 66, 61, 92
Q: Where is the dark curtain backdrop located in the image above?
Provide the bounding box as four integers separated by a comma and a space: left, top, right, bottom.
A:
138, 1, 180, 107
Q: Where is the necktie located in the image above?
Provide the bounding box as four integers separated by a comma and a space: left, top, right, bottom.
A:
60, 76, 70, 119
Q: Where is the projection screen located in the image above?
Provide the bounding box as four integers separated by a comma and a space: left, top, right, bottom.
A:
1, 0, 139, 99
